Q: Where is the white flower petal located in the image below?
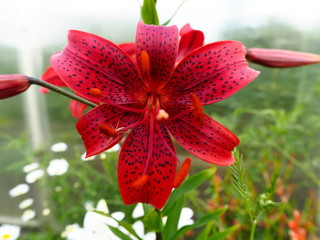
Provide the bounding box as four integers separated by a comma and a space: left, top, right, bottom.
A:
111, 211, 125, 221
47, 158, 69, 176
9, 184, 30, 198
51, 142, 68, 152
132, 203, 144, 218
0, 224, 21, 240
178, 207, 194, 229
132, 221, 144, 238
81, 153, 96, 161
25, 169, 45, 183
21, 209, 36, 222
96, 199, 109, 213
144, 231, 156, 240
18, 198, 34, 209
106, 143, 120, 152
23, 162, 40, 173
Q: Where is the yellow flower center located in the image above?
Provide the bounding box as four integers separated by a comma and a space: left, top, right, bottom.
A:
2, 234, 11, 239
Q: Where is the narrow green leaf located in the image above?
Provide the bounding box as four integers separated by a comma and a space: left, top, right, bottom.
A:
162, 167, 216, 215
162, 196, 185, 240
169, 206, 227, 240
207, 225, 239, 240
93, 210, 142, 240
196, 222, 214, 240
108, 225, 134, 240
141, 0, 159, 25
144, 208, 162, 231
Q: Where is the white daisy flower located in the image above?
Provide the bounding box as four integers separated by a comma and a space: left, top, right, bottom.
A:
9, 184, 30, 198
18, 198, 34, 209
42, 208, 51, 216
23, 162, 40, 173
26, 169, 45, 183
61, 224, 88, 240
47, 158, 69, 176
21, 209, 36, 222
51, 142, 68, 152
0, 224, 21, 240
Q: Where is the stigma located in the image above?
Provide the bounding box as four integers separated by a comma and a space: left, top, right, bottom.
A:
98, 123, 119, 138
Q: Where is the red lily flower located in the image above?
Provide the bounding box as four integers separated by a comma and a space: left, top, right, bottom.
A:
50, 21, 259, 208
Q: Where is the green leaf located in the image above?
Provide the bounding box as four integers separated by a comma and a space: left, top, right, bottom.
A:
162, 196, 185, 240
144, 208, 162, 231
141, 0, 159, 25
108, 225, 134, 240
162, 167, 216, 215
169, 206, 228, 240
93, 210, 142, 240
207, 225, 239, 240
196, 222, 214, 240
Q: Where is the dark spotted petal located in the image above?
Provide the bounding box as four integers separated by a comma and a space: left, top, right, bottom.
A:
166, 107, 239, 165
76, 104, 142, 157
50, 30, 144, 105
135, 21, 179, 85
118, 121, 176, 209
165, 41, 259, 105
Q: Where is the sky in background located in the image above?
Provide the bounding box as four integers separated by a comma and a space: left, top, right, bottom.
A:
0, 0, 320, 47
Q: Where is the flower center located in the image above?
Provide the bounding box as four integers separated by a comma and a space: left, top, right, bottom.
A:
2, 234, 11, 239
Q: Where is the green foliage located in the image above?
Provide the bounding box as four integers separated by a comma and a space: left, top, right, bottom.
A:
140, 0, 159, 25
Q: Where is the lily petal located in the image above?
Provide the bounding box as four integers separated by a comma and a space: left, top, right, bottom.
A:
165, 41, 259, 105
76, 104, 142, 157
118, 121, 176, 209
166, 108, 239, 165
70, 100, 87, 119
50, 30, 144, 105
177, 24, 204, 62
135, 21, 179, 85
42, 66, 67, 87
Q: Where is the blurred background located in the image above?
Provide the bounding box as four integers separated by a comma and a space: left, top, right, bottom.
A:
0, 0, 319, 239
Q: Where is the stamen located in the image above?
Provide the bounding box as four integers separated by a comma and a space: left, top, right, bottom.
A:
3, 234, 11, 239
132, 174, 149, 189
156, 109, 169, 121
140, 50, 150, 73
98, 123, 119, 138
173, 157, 191, 188
190, 94, 204, 124
90, 87, 102, 97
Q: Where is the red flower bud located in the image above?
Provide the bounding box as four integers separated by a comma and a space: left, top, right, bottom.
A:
0, 74, 30, 99
246, 48, 320, 68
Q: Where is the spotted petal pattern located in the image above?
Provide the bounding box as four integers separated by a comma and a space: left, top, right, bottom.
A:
77, 104, 141, 157
118, 121, 176, 209
50, 30, 144, 105
166, 107, 239, 165
135, 21, 179, 86
165, 41, 259, 105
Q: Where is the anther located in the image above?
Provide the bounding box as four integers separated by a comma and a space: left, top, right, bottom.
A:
156, 109, 169, 121
190, 94, 204, 124
98, 123, 119, 138
140, 50, 150, 73
90, 87, 102, 97
173, 157, 191, 188
132, 175, 149, 189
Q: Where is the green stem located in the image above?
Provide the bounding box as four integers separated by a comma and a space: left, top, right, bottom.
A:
249, 218, 256, 240
28, 77, 98, 108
